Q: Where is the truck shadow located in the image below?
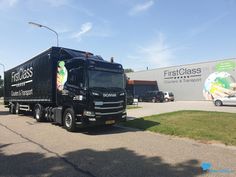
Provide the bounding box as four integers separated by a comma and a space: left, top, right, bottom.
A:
120, 118, 160, 130
74, 118, 159, 135
0, 143, 206, 177
0, 111, 9, 116
77, 125, 133, 135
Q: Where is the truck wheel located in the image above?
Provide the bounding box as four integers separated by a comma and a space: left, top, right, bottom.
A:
63, 108, 76, 132
15, 103, 21, 114
165, 98, 169, 102
9, 104, 16, 114
34, 104, 44, 122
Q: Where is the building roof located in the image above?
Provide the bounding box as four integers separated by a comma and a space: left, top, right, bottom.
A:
127, 80, 157, 85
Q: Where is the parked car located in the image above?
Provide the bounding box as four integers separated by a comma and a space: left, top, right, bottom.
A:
140, 91, 164, 103
214, 95, 236, 106
164, 92, 175, 102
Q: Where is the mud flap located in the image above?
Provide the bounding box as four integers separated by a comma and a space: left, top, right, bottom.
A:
54, 107, 63, 124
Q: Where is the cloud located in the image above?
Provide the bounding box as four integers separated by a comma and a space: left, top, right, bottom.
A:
126, 33, 174, 70
72, 22, 93, 41
129, 0, 154, 16
42, 0, 69, 7
0, 0, 18, 8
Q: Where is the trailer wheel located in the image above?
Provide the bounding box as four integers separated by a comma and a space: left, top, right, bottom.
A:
9, 104, 16, 114
34, 104, 44, 122
63, 108, 76, 132
15, 103, 21, 114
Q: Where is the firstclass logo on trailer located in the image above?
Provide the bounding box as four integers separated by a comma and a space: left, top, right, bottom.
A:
11, 67, 33, 83
10, 66, 34, 97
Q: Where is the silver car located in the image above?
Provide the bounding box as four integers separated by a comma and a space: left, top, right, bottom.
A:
214, 95, 236, 106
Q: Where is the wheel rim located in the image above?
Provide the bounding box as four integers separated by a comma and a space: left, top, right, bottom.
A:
16, 104, 19, 114
35, 108, 40, 119
216, 101, 221, 106
65, 113, 72, 128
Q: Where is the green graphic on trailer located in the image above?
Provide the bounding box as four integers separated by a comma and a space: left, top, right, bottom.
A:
57, 61, 68, 91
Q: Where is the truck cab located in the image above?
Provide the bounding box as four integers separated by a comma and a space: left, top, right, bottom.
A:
56, 55, 127, 131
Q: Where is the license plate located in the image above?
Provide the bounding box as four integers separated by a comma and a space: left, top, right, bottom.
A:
105, 120, 115, 125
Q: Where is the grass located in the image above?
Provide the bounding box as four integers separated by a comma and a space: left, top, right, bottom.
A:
121, 110, 236, 146
127, 105, 142, 109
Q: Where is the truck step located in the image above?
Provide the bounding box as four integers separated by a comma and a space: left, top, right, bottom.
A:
19, 105, 30, 111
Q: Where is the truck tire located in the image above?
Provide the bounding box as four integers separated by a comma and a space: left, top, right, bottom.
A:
34, 104, 45, 122
9, 104, 16, 114
63, 108, 76, 132
15, 103, 21, 114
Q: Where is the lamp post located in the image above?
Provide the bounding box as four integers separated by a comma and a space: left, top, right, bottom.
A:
0, 62, 5, 98
0, 63, 5, 73
0, 62, 5, 82
28, 22, 59, 47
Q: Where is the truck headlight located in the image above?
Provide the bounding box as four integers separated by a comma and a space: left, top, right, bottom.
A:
92, 92, 99, 96
83, 110, 95, 117
119, 92, 125, 96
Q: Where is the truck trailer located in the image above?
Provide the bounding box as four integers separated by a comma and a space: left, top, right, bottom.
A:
4, 47, 127, 131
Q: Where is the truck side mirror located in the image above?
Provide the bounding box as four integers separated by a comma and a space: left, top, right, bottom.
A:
79, 83, 84, 88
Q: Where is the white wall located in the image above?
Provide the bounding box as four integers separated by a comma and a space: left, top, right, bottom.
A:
127, 59, 236, 101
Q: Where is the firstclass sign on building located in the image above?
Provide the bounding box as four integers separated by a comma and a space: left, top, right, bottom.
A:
163, 67, 202, 84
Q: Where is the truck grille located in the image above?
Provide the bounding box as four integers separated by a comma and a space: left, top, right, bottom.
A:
94, 100, 125, 116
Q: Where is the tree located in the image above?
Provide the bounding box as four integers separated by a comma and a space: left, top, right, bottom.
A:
0, 75, 3, 97
124, 68, 134, 73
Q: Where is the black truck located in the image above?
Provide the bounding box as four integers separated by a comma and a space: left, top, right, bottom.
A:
4, 47, 127, 131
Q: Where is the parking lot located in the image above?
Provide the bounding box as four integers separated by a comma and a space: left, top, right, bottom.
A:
0, 102, 236, 177
127, 101, 236, 119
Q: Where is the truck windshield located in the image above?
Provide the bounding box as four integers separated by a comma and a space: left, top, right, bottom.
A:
88, 70, 124, 89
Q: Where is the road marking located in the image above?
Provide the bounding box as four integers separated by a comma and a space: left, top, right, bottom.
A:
0, 122, 96, 177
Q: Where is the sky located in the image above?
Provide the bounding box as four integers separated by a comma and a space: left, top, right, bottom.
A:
0, 0, 236, 77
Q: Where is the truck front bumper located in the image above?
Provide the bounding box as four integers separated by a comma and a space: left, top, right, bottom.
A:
75, 112, 127, 127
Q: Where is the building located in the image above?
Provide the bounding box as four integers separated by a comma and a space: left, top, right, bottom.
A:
127, 58, 236, 101
126, 80, 158, 98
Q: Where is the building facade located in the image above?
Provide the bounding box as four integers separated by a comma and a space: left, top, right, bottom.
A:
127, 58, 236, 101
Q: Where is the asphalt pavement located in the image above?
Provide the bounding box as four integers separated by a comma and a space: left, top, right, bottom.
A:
127, 101, 236, 119
0, 104, 236, 177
